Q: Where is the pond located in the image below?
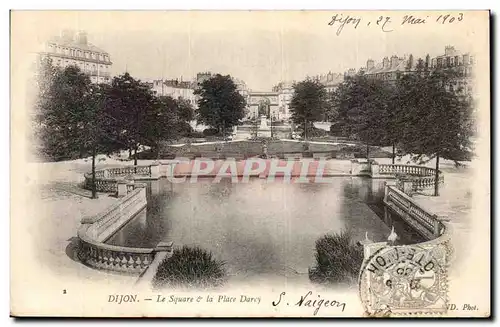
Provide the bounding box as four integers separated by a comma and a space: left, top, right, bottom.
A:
106, 177, 424, 278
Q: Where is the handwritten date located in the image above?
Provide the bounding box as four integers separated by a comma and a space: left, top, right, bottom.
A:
328, 13, 465, 35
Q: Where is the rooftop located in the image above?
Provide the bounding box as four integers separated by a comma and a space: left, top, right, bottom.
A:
48, 31, 109, 54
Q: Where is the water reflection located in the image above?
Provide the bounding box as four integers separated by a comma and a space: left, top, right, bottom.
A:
106, 177, 424, 277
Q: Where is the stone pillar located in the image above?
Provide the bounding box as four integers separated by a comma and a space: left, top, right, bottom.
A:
150, 162, 160, 179
384, 180, 397, 203
351, 159, 370, 175
371, 161, 381, 178
155, 241, 174, 257
350, 159, 360, 175
401, 179, 414, 196
432, 215, 441, 238
117, 180, 128, 197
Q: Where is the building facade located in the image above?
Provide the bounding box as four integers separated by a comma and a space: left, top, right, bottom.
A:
430, 46, 475, 95
360, 46, 475, 95
363, 55, 411, 83
311, 72, 344, 92
149, 79, 197, 106
272, 82, 294, 120
148, 72, 250, 110
38, 30, 112, 84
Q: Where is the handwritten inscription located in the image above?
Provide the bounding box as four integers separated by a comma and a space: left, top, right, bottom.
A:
328, 14, 361, 36
328, 13, 465, 35
272, 291, 346, 316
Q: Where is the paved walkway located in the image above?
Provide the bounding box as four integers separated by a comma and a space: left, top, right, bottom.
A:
409, 160, 476, 272
27, 162, 137, 287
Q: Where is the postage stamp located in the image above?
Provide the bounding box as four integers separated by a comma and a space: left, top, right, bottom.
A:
359, 242, 450, 317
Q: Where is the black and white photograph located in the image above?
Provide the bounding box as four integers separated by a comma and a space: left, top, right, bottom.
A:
9, 10, 490, 317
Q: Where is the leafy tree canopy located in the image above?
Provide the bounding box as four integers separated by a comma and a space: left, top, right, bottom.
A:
289, 79, 328, 137
194, 74, 246, 135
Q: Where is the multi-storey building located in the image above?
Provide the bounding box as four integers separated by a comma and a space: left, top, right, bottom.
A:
272, 81, 294, 120
37, 30, 112, 84
233, 77, 250, 104
359, 46, 475, 95
362, 55, 411, 83
149, 78, 197, 106
430, 46, 475, 95
148, 73, 249, 110
311, 72, 345, 92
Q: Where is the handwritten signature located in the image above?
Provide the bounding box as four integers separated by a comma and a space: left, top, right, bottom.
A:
271, 291, 346, 316
328, 13, 464, 36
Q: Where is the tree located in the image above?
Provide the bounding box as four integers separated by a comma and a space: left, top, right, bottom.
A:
194, 74, 246, 138
396, 70, 474, 195
330, 74, 396, 157
35, 64, 88, 161
150, 95, 194, 143
106, 73, 158, 165
354, 79, 396, 159
289, 79, 328, 140
415, 58, 426, 72
425, 54, 431, 71
80, 82, 122, 199
35, 64, 119, 198
406, 54, 414, 71
331, 75, 390, 157
32, 57, 59, 160
176, 97, 195, 122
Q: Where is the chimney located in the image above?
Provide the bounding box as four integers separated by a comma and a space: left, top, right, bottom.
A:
76, 31, 88, 45
366, 59, 374, 70
390, 55, 399, 68
383, 57, 389, 68
445, 45, 455, 56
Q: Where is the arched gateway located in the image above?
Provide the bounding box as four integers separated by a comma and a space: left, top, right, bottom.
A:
247, 92, 279, 119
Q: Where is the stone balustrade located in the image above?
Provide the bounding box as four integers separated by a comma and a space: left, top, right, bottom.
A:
377, 164, 436, 177
78, 182, 173, 274
83, 163, 160, 195
351, 160, 444, 195
384, 184, 445, 240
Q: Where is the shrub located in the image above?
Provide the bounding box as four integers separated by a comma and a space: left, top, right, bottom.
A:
187, 130, 205, 138
309, 231, 364, 286
152, 246, 227, 289
308, 126, 329, 137
202, 128, 219, 137
133, 148, 159, 160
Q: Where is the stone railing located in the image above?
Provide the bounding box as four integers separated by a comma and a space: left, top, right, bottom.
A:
384, 184, 445, 240
397, 174, 445, 194
77, 183, 173, 275
359, 181, 452, 315
377, 164, 436, 177
83, 163, 160, 195
351, 160, 444, 195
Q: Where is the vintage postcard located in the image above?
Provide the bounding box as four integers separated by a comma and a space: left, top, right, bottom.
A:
10, 10, 490, 317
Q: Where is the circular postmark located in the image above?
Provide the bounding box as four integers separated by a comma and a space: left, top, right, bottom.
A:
359, 245, 448, 316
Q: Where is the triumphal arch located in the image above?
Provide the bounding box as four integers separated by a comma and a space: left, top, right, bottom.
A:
247, 92, 280, 119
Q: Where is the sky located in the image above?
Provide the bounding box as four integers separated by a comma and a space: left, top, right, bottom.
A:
15, 11, 488, 91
